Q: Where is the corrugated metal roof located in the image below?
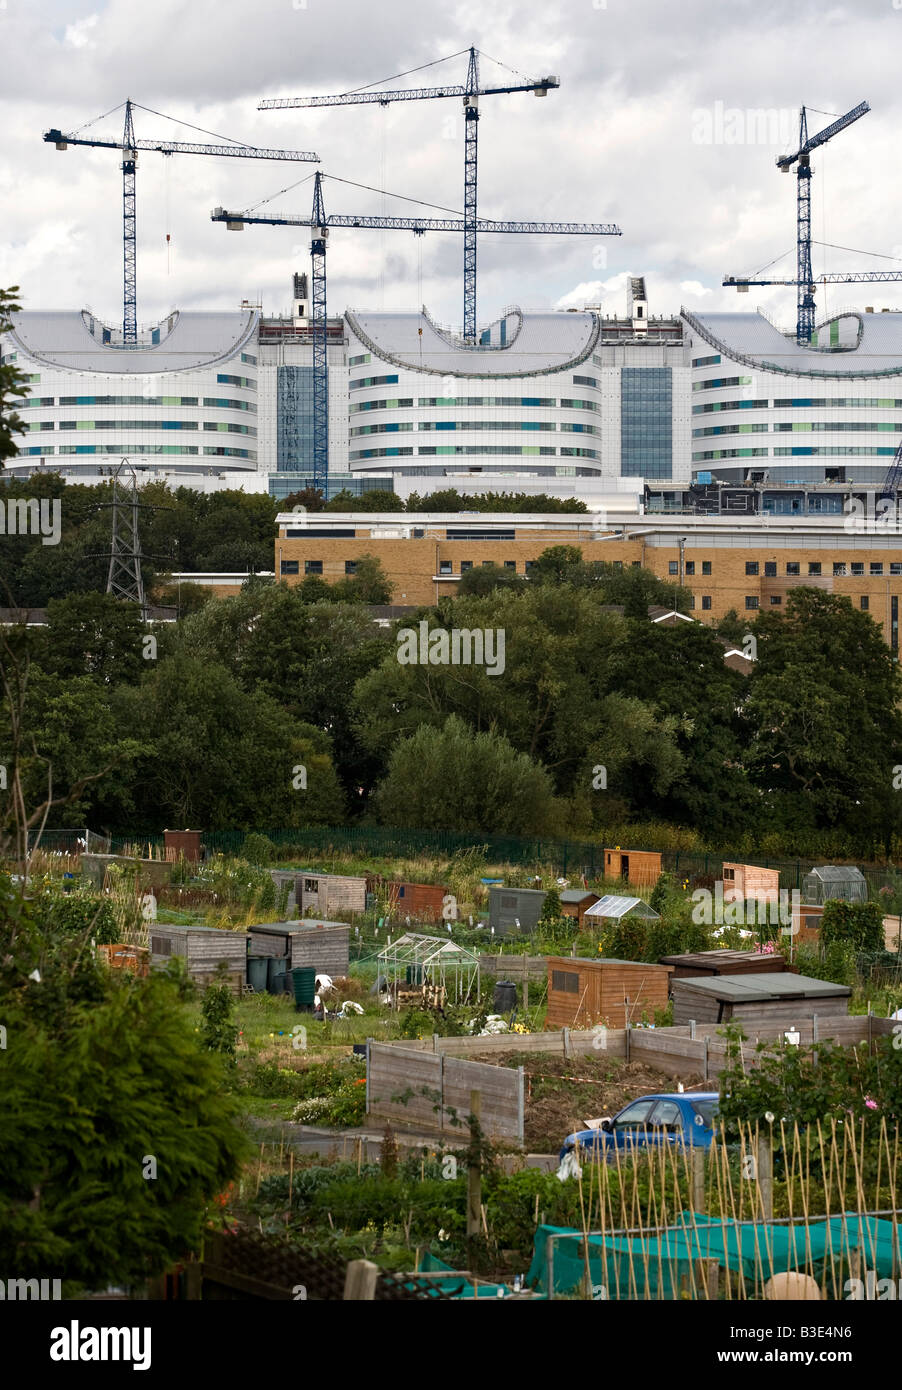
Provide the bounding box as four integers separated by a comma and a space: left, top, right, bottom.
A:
583, 895, 661, 920
689, 309, 902, 377
345, 307, 600, 378
6, 308, 259, 375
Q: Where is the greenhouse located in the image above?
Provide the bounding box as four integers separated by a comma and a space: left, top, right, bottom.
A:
375, 933, 480, 1008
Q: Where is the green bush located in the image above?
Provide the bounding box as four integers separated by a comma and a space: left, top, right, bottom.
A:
820, 899, 884, 953
243, 833, 275, 865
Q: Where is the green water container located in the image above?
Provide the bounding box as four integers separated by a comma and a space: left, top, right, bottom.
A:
405, 966, 424, 985
266, 957, 288, 994
247, 956, 269, 992
291, 966, 316, 1008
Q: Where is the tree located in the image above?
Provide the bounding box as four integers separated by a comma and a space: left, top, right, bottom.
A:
0, 287, 29, 465
373, 715, 559, 834
457, 563, 526, 598
0, 880, 249, 1288
32, 592, 148, 685
325, 488, 403, 512
281, 487, 325, 512
743, 589, 902, 847
331, 553, 393, 604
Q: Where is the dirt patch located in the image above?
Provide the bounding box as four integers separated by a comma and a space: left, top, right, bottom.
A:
468, 1050, 707, 1151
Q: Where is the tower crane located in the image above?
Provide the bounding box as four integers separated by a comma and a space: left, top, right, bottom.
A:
44, 98, 319, 342
213, 174, 620, 488
723, 101, 870, 343
258, 46, 568, 343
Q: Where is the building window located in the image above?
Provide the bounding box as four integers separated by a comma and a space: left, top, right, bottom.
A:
439, 560, 452, 575
891, 563, 902, 576
460, 561, 473, 572
871, 562, 884, 576
787, 562, 800, 575
764, 561, 777, 577
745, 596, 759, 610
701, 595, 712, 610
685, 561, 695, 576
724, 867, 735, 881
504, 560, 516, 570
745, 561, 759, 576
525, 561, 536, 573
833, 562, 847, 576
620, 366, 672, 479
808, 562, 821, 575
551, 970, 580, 994
344, 561, 357, 575
893, 594, 899, 657
305, 560, 323, 575
770, 595, 782, 605
482, 560, 495, 567
852, 562, 864, 576
280, 560, 299, 575
668, 561, 679, 575
686, 593, 695, 609
861, 596, 869, 611
702, 561, 712, 575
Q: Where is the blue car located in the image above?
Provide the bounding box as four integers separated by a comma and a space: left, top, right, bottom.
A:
559, 1092, 719, 1162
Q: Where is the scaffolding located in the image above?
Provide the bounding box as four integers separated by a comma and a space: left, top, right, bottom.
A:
376, 933, 480, 1009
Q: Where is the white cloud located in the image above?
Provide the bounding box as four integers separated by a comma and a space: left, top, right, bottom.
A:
64, 13, 99, 49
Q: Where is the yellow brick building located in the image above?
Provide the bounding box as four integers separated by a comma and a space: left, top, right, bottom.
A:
267, 511, 902, 651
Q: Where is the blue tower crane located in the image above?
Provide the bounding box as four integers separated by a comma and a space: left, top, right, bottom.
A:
772, 101, 870, 344
213, 181, 620, 490
44, 98, 319, 342
258, 47, 563, 343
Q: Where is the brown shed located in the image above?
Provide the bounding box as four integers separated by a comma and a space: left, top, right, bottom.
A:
722, 862, 781, 900
247, 920, 350, 977
296, 871, 367, 919
149, 923, 247, 993
560, 889, 601, 926
545, 955, 672, 1030
671, 973, 851, 1027
366, 876, 449, 922
603, 848, 662, 887
660, 948, 794, 990
163, 829, 203, 862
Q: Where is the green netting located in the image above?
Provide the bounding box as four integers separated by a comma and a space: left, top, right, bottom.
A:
527, 1213, 902, 1300
412, 1252, 529, 1299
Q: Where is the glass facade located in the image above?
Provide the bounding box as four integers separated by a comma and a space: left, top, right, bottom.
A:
277, 365, 314, 475
621, 367, 672, 479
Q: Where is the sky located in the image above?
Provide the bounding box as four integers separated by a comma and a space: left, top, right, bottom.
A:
2, 0, 901, 334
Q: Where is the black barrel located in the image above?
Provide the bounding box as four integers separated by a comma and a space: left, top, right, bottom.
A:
494, 981, 517, 1014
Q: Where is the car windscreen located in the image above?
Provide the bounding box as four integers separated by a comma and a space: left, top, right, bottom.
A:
689, 1099, 718, 1129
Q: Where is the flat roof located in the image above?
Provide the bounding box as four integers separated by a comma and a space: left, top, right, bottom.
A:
249, 920, 350, 932
674, 973, 851, 1000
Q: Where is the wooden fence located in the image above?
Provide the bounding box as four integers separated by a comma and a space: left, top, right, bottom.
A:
366, 1041, 524, 1143
367, 1015, 897, 1142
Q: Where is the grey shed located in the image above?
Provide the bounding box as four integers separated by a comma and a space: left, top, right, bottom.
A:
801, 865, 867, 905
488, 886, 547, 937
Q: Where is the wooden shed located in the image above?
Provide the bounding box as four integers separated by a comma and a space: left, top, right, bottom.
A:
722, 863, 781, 900
659, 948, 794, 991
366, 876, 449, 922
671, 973, 851, 1027
488, 886, 547, 937
603, 848, 662, 887
545, 955, 673, 1030
149, 924, 247, 993
247, 920, 350, 977
560, 889, 601, 926
295, 871, 367, 919
163, 829, 203, 862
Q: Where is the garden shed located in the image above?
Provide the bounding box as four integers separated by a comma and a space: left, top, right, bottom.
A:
671, 973, 851, 1027
801, 866, 867, 905
560, 889, 601, 926
366, 876, 449, 922
149, 924, 247, 993
295, 870, 367, 918
545, 956, 672, 1030
488, 885, 547, 937
722, 863, 781, 900
246, 920, 350, 977
603, 848, 662, 887
583, 895, 661, 923
376, 933, 480, 1009
659, 948, 793, 991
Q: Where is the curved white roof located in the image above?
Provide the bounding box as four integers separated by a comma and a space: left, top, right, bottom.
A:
684, 308, 902, 379
5, 308, 259, 376
345, 307, 600, 378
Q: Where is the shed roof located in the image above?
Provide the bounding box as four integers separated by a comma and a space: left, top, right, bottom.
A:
584, 895, 661, 921
249, 919, 350, 934
660, 949, 784, 969
151, 923, 247, 936
554, 955, 672, 970
673, 973, 851, 1001
560, 889, 598, 904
